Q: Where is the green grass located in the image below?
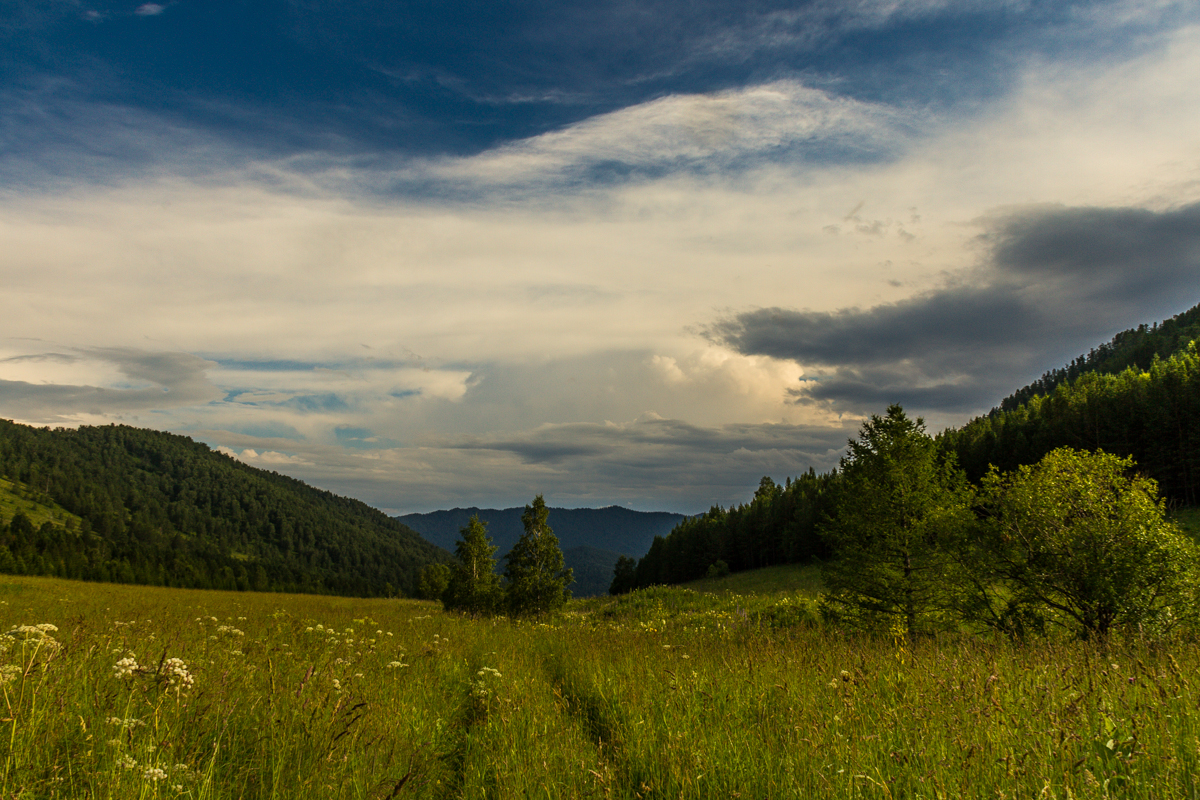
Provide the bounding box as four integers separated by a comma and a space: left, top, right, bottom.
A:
0, 477, 82, 531
683, 561, 825, 597
1, 574, 1199, 798
1171, 506, 1200, 542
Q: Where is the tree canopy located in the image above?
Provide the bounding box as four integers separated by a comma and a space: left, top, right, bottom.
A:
504, 495, 573, 616
977, 447, 1198, 639
820, 405, 974, 637
443, 515, 503, 615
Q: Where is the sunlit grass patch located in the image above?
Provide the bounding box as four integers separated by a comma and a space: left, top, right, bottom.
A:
0, 574, 1198, 798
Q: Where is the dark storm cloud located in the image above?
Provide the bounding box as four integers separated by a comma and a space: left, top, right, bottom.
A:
711, 202, 1200, 413
455, 415, 851, 468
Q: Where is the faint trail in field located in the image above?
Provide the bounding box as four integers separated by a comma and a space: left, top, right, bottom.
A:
542, 649, 657, 798
434, 658, 500, 800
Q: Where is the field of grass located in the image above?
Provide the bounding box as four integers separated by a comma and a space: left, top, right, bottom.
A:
0, 478, 81, 531
2, 574, 1199, 798
683, 562, 825, 597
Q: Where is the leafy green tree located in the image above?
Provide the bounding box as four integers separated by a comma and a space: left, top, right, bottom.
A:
442, 515, 503, 615
979, 447, 1199, 640
504, 495, 573, 616
609, 555, 637, 595
416, 563, 451, 601
821, 405, 974, 637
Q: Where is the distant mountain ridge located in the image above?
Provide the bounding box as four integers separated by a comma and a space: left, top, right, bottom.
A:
398, 505, 685, 596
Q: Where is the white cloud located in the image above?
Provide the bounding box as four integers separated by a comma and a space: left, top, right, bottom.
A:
414, 80, 906, 188
2, 20, 1199, 508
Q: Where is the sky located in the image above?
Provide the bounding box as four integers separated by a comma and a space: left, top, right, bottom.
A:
2, 0, 1199, 514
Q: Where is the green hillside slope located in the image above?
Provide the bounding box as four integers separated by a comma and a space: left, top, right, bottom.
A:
998, 301, 1200, 411
0, 420, 449, 596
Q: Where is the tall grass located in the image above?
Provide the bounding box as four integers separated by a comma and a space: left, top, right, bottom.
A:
1, 575, 1198, 798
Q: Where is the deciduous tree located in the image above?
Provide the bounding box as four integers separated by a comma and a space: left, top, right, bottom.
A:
443, 515, 503, 615
979, 447, 1199, 639
504, 495, 573, 616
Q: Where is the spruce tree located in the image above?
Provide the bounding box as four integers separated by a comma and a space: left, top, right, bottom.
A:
821, 405, 974, 637
503, 495, 573, 616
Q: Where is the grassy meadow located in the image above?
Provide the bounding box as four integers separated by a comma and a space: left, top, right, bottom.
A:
1, 574, 1199, 799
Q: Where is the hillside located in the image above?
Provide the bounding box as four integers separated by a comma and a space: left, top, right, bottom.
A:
0, 420, 449, 596
998, 301, 1200, 411
623, 301, 1200, 592
399, 505, 684, 595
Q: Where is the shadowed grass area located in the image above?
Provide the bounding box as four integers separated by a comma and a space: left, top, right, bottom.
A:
1, 574, 1199, 798
682, 561, 825, 597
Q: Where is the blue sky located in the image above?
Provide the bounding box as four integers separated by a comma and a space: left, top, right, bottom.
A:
2, 0, 1199, 513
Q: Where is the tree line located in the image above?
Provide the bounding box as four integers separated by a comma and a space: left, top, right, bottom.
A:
616, 312, 1200, 638
416, 495, 574, 617
0, 420, 450, 596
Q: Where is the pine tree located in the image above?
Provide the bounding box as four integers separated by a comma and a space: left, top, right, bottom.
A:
443, 515, 502, 615
821, 405, 974, 637
503, 495, 573, 616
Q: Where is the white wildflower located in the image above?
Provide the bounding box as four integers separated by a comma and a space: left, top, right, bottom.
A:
106, 717, 143, 730
113, 657, 139, 679
142, 767, 167, 781
120, 755, 138, 770
163, 658, 194, 690
0, 664, 21, 686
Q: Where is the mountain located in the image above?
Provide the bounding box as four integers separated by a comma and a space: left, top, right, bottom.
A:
398, 505, 685, 596
625, 301, 1200, 591
941, 307, 1200, 504
997, 301, 1200, 412
0, 420, 449, 596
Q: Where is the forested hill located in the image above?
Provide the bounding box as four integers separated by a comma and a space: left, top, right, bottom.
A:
0, 420, 450, 596
625, 301, 1200, 592
998, 302, 1200, 411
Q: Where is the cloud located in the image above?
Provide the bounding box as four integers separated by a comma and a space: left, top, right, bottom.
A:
135, 4, 165, 16
710, 201, 1200, 413
197, 412, 856, 514
0, 347, 222, 423
409, 80, 908, 192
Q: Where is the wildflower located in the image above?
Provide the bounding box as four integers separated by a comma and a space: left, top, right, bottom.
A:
120, 755, 138, 770
106, 717, 144, 730
331, 679, 342, 691
163, 658, 194, 690
216, 625, 244, 637
477, 666, 501, 679
142, 767, 167, 781
0, 665, 22, 686
386, 661, 408, 669
113, 657, 140, 679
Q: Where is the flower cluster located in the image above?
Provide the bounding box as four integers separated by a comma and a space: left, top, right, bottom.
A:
0, 664, 22, 686
113, 657, 140, 679
163, 658, 194, 690
106, 716, 145, 730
